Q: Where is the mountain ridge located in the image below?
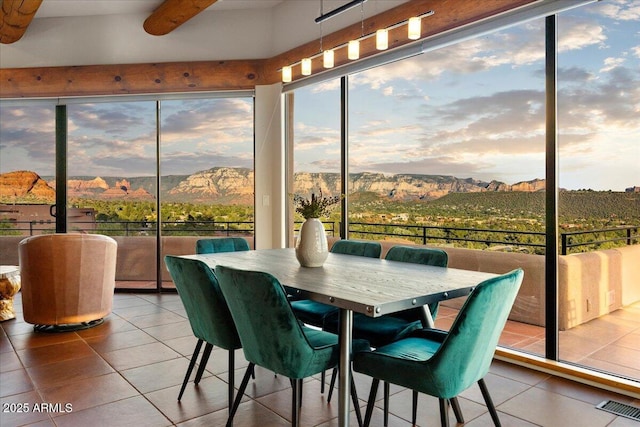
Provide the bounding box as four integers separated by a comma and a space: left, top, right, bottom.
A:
0, 168, 635, 205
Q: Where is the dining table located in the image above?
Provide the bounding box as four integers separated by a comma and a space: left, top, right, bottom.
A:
183, 247, 498, 427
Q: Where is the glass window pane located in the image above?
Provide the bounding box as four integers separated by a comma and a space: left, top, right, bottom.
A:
0, 105, 56, 242
68, 101, 158, 290
348, 20, 546, 355
159, 97, 254, 287
558, 0, 640, 380
291, 79, 342, 241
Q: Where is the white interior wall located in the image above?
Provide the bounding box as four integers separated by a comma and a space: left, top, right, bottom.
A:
0, 1, 407, 68
254, 83, 285, 249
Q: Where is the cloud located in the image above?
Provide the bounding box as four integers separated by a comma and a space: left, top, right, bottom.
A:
594, 0, 640, 21
600, 57, 625, 73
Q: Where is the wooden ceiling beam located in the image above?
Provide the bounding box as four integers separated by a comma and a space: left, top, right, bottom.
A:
0, 0, 536, 98
144, 0, 218, 36
0, 0, 43, 44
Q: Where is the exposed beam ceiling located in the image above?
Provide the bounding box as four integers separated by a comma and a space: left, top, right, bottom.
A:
0, 0, 537, 98
0, 0, 43, 44
143, 0, 218, 36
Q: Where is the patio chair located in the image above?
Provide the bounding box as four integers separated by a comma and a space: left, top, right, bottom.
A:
354, 268, 524, 427
215, 264, 369, 427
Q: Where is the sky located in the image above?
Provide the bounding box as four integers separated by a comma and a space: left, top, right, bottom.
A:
0, 0, 638, 191
293, 0, 640, 191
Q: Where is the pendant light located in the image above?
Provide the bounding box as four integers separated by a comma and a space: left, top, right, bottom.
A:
408, 16, 421, 40
348, 40, 360, 59
323, 49, 335, 68
282, 65, 292, 83
301, 58, 312, 75
376, 28, 388, 50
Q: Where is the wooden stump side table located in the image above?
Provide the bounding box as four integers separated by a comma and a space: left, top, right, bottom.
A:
0, 266, 21, 321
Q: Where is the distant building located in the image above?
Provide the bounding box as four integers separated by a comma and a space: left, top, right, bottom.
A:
0, 204, 96, 235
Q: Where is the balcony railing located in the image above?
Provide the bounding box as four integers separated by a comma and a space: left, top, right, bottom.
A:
2, 219, 637, 254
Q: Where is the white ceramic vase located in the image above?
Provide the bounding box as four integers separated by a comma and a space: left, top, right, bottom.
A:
295, 218, 328, 267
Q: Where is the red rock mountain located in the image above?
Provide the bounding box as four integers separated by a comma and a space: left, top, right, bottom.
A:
0, 171, 55, 202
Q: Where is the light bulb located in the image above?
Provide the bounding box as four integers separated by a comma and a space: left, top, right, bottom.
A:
323, 50, 334, 68
282, 65, 292, 83
301, 58, 312, 76
348, 40, 359, 60
408, 17, 421, 40
376, 28, 388, 50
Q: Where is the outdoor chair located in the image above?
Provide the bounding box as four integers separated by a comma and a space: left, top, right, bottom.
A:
354, 268, 524, 427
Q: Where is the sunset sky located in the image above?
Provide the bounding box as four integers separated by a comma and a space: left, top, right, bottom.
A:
1, 0, 638, 191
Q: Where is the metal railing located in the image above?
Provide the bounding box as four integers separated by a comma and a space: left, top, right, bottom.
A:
0, 219, 254, 237
2, 219, 636, 254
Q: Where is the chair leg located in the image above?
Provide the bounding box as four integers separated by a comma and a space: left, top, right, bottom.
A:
327, 367, 338, 402
450, 397, 464, 424
363, 378, 380, 427
439, 398, 450, 427
412, 390, 418, 425
194, 342, 214, 384
226, 363, 255, 427
321, 370, 326, 393
350, 373, 363, 427
178, 339, 203, 401
291, 378, 302, 427
228, 349, 235, 411
478, 378, 501, 427
383, 381, 390, 427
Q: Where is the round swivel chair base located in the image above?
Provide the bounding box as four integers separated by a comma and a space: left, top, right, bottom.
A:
33, 318, 104, 333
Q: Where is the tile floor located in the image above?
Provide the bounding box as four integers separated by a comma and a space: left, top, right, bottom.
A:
1, 292, 639, 427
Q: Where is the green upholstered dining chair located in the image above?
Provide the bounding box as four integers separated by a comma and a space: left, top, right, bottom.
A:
290, 240, 382, 395
164, 256, 252, 425
354, 268, 524, 427
196, 237, 250, 254
214, 264, 369, 427
324, 245, 450, 424
290, 240, 382, 328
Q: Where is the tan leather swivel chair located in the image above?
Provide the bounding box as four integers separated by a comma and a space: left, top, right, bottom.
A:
19, 233, 117, 331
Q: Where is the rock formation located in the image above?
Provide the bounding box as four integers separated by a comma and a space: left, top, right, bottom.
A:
0, 171, 55, 202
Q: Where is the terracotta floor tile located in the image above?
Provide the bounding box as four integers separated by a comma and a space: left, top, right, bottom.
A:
26, 354, 114, 390
39, 372, 138, 414
0, 368, 33, 397
16, 340, 96, 368
144, 375, 232, 424
120, 357, 204, 394
142, 320, 193, 341
1, 292, 637, 427
101, 341, 182, 371
8, 330, 81, 351
0, 350, 24, 373
84, 329, 158, 354
53, 396, 171, 427
0, 391, 53, 426
498, 387, 617, 427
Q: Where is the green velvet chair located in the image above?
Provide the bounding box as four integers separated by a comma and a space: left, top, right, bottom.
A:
196, 237, 250, 254
215, 264, 369, 427
164, 256, 251, 425
191, 237, 253, 387
354, 268, 524, 427
324, 245, 449, 424
290, 240, 382, 328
